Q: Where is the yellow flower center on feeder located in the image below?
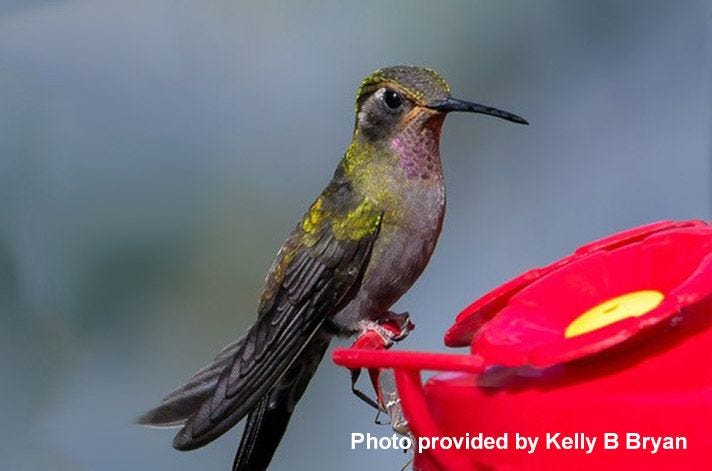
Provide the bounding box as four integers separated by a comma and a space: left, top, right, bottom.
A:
565, 290, 665, 338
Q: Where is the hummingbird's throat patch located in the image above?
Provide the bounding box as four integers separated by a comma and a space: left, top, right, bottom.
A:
391, 114, 442, 181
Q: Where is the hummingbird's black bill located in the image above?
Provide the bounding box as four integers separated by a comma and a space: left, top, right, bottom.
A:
428, 97, 529, 125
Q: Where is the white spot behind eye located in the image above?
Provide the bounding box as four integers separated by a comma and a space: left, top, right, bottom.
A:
358, 88, 384, 123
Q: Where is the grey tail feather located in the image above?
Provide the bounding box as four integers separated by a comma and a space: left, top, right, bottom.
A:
232, 396, 284, 471
232, 332, 330, 471
137, 336, 246, 428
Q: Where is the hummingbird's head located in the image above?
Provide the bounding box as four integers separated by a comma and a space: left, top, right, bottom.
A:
353, 65, 528, 144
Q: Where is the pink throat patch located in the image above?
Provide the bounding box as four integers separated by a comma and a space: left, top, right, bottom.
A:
390, 127, 441, 181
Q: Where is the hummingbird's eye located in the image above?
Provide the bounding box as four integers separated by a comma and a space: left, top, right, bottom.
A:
383, 89, 403, 111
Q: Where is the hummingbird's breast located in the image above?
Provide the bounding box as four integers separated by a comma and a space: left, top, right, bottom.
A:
370, 172, 446, 301
330, 138, 446, 332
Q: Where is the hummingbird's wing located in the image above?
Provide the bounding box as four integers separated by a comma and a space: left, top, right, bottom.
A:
166, 181, 383, 451
137, 231, 307, 428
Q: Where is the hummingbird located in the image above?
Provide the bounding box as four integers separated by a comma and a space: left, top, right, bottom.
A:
138, 65, 527, 470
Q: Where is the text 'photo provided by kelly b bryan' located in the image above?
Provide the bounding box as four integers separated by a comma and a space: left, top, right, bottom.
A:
351, 432, 689, 455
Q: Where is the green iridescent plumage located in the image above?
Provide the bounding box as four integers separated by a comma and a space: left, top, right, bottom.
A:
356, 66, 451, 110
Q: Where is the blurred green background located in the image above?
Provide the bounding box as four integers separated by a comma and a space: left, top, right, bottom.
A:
0, 1, 710, 470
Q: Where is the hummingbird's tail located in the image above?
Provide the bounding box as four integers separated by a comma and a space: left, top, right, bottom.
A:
138, 328, 331, 470
232, 331, 330, 471
137, 336, 246, 427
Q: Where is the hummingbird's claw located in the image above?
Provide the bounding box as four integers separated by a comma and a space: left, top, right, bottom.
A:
381, 310, 415, 342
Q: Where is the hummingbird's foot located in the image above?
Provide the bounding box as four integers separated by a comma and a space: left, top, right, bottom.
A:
378, 310, 415, 342
355, 311, 414, 347
347, 312, 414, 411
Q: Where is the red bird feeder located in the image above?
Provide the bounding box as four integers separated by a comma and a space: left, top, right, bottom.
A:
334, 220, 712, 470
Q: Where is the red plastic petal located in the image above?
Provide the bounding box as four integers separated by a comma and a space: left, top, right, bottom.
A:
445, 220, 710, 349
468, 222, 712, 367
